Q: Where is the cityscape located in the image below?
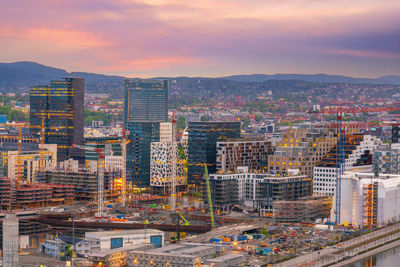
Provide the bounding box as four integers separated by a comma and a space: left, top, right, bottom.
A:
1, 1, 400, 267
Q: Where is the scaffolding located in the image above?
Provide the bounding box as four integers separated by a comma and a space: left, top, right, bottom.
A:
273, 196, 332, 223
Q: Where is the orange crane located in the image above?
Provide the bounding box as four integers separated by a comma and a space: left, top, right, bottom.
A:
5, 118, 47, 186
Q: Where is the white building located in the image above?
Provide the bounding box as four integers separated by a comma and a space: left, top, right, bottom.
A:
150, 122, 187, 190
314, 134, 381, 196
150, 142, 187, 190
160, 122, 173, 143
105, 155, 123, 172
332, 171, 400, 227
85, 229, 165, 251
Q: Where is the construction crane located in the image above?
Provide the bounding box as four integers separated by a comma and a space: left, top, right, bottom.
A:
121, 129, 130, 207
73, 144, 106, 218
310, 105, 400, 225
204, 164, 215, 228
171, 113, 178, 211
5, 118, 47, 186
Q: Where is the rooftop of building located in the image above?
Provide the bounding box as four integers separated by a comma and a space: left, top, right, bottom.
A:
89, 243, 155, 257
342, 171, 400, 181
205, 253, 243, 262
85, 229, 163, 238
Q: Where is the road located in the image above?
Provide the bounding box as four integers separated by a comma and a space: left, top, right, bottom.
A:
274, 222, 400, 267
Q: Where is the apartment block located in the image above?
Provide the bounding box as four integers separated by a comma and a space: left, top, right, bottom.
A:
207, 167, 311, 215
216, 138, 273, 173
373, 143, 400, 175
268, 126, 336, 179
313, 134, 381, 196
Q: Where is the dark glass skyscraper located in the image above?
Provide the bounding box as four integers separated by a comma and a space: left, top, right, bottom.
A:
123, 79, 168, 187
187, 121, 241, 185
124, 79, 168, 123
30, 78, 84, 163
393, 125, 399, 143
126, 122, 160, 187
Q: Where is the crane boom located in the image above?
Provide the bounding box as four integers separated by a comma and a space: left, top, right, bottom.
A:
204, 165, 214, 227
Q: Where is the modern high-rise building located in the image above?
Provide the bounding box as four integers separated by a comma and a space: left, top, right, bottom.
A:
123, 79, 168, 123
30, 78, 85, 163
187, 121, 240, 185
125, 121, 160, 187
393, 125, 400, 143
123, 79, 168, 187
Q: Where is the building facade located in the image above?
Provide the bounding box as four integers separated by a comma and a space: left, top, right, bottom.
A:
123, 79, 168, 123
207, 167, 311, 215
393, 125, 399, 143
123, 79, 168, 187
373, 144, 400, 174
30, 78, 85, 162
187, 121, 240, 185
268, 126, 336, 179
125, 122, 160, 187
314, 134, 381, 196
332, 171, 400, 228
216, 138, 272, 173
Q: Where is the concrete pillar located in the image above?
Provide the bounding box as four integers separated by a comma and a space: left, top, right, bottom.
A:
2, 213, 19, 267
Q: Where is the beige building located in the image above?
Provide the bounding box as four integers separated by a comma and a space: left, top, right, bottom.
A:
7, 144, 57, 183
268, 126, 336, 178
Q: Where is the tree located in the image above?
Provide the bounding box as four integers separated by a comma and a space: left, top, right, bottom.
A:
201, 115, 210, 121
176, 115, 186, 130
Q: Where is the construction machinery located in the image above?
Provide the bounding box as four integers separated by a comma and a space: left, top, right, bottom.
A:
73, 144, 106, 218
176, 210, 190, 226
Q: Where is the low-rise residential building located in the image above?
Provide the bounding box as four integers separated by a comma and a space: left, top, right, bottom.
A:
206, 167, 312, 215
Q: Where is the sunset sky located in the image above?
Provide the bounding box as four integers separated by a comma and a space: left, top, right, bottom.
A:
1, 0, 399, 77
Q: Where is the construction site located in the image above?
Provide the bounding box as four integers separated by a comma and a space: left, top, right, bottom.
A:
0, 106, 399, 266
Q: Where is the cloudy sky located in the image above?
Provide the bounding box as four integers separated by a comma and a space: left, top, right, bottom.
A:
1, 0, 399, 77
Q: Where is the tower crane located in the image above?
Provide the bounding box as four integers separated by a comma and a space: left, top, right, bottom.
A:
73, 144, 106, 218
5, 117, 47, 186
121, 129, 130, 207
171, 113, 177, 211
309, 105, 400, 225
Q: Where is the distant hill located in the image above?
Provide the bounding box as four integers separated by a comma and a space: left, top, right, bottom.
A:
1, 61, 399, 98
0, 61, 124, 93
222, 73, 400, 85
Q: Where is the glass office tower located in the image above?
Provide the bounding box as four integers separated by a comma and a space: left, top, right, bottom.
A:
187, 121, 241, 186
123, 79, 168, 187
30, 78, 84, 163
